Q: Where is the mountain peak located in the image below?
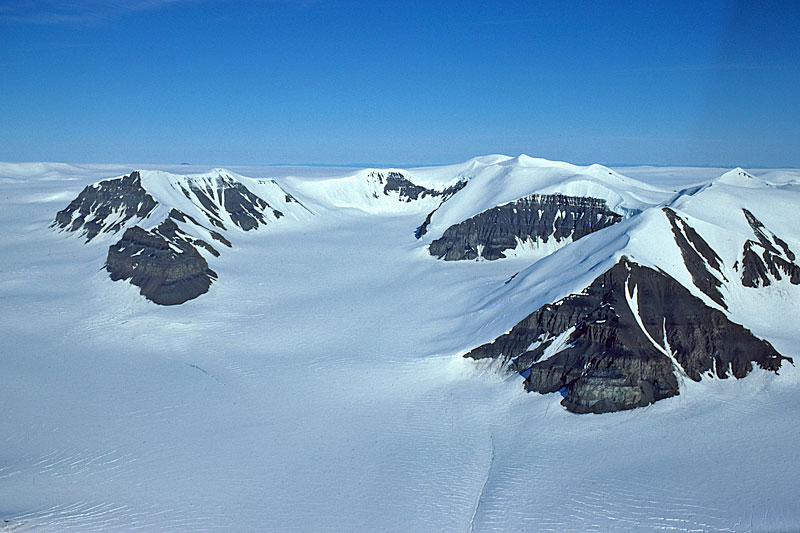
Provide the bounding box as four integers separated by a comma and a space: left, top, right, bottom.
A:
210, 167, 235, 177
715, 167, 764, 188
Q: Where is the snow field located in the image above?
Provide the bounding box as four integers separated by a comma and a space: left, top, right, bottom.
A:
0, 160, 798, 531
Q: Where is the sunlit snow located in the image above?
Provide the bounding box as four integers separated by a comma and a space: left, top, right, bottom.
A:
1, 159, 799, 531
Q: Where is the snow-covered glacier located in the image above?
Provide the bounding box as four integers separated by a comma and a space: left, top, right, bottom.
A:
1, 157, 799, 531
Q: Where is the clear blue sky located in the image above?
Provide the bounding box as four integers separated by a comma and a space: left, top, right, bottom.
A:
1, 0, 798, 167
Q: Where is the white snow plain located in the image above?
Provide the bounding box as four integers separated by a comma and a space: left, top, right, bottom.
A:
1, 159, 799, 531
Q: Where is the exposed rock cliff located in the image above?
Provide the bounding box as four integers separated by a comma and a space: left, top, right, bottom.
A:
176, 174, 284, 231
663, 207, 728, 308
54, 169, 306, 305
429, 194, 622, 261
737, 208, 800, 287
52, 171, 157, 242
372, 171, 466, 204
413, 180, 469, 238
105, 210, 220, 305
465, 257, 790, 414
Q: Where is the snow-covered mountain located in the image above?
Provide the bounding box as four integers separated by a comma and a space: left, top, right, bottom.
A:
49, 157, 798, 414
51, 166, 471, 305
52, 168, 309, 304
282, 167, 467, 214
463, 166, 800, 412
3, 157, 800, 530
411, 154, 666, 261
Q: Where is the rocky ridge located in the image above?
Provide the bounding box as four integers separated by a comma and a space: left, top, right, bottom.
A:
465, 257, 791, 414
106, 210, 223, 305
738, 208, 800, 287
53, 169, 306, 305
369, 170, 467, 205
52, 171, 157, 242
663, 207, 728, 308
428, 194, 623, 261
175, 174, 284, 231
462, 169, 800, 414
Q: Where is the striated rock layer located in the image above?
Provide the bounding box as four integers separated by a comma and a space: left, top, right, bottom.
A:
429, 194, 622, 261
176, 175, 284, 231
465, 257, 791, 414
105, 210, 221, 306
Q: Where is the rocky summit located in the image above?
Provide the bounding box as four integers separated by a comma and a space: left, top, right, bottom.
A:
52, 171, 157, 242
53, 169, 305, 305
371, 170, 466, 203
465, 257, 791, 414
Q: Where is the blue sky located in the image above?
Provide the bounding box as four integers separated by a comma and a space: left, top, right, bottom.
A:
1, 0, 798, 166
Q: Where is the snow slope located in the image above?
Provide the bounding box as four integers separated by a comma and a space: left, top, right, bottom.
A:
412, 154, 670, 244
0, 159, 799, 531
52, 167, 310, 244
283, 167, 458, 215
470, 167, 800, 363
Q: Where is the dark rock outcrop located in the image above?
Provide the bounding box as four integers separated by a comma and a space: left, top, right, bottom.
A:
166, 208, 232, 248
738, 209, 800, 287
366, 171, 467, 206
54, 170, 310, 306
177, 176, 282, 231
414, 179, 469, 238
381, 172, 436, 201
52, 171, 157, 242
429, 194, 622, 261
465, 257, 790, 414
663, 208, 728, 308
105, 214, 219, 306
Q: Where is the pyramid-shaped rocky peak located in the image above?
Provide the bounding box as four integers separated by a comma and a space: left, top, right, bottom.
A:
465, 257, 790, 414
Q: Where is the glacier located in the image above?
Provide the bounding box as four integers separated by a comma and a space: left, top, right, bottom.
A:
1, 158, 799, 531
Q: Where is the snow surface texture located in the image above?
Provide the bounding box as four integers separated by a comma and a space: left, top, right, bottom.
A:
1, 158, 799, 531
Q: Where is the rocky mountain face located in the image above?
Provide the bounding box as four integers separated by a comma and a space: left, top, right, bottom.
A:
371, 171, 466, 203
412, 180, 469, 238
663, 207, 728, 308
55, 168, 468, 305
52, 171, 157, 242
465, 257, 791, 414
106, 212, 222, 305
428, 194, 622, 261
175, 174, 285, 231
738, 208, 800, 287
53, 170, 303, 305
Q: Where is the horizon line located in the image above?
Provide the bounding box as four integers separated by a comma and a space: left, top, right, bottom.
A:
1, 158, 798, 170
